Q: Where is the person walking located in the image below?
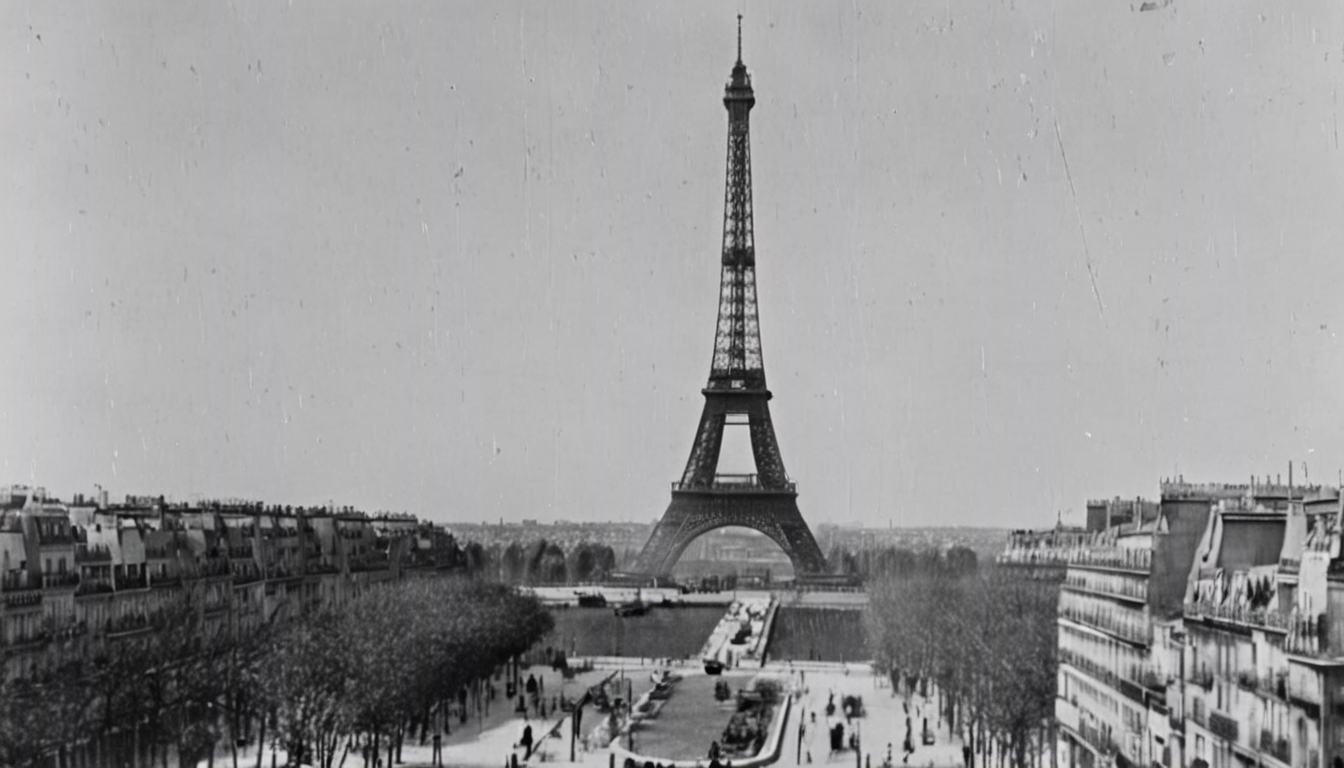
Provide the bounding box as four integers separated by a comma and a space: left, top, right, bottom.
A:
519, 723, 534, 758
802, 715, 814, 763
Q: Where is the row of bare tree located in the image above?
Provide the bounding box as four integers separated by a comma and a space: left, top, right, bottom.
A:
867, 569, 1058, 768
828, 545, 981, 580
0, 576, 553, 768
496, 540, 617, 584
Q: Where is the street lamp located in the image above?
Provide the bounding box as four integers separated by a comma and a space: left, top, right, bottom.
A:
626, 677, 635, 751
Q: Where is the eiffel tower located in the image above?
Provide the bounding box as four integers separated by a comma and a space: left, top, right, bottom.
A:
625, 20, 827, 578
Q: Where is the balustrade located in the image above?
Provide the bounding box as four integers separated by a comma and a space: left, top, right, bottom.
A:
1063, 572, 1148, 601
1185, 601, 1291, 632
671, 474, 796, 493
4, 589, 42, 608
1261, 731, 1292, 764
75, 580, 114, 597
1060, 648, 1165, 696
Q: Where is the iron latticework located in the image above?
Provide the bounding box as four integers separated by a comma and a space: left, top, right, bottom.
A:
627, 23, 827, 578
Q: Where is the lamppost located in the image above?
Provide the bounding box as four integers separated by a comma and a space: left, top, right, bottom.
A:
626, 677, 635, 751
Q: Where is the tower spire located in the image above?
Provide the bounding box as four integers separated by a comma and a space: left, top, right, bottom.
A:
713, 25, 760, 390
737, 14, 743, 63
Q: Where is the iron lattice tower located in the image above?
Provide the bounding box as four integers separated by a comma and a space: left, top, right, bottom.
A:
627, 21, 827, 577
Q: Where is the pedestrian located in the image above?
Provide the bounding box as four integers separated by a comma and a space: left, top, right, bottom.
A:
519, 723, 534, 757
432, 733, 442, 767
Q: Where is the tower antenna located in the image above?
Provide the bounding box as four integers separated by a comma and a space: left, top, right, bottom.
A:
737, 14, 743, 63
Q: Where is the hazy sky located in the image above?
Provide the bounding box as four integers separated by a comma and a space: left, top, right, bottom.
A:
3, 1, 1342, 528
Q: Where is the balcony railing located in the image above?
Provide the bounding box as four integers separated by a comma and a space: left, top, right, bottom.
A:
1059, 606, 1149, 645
1068, 548, 1152, 572
1074, 723, 1117, 756
196, 559, 233, 578
999, 549, 1074, 566
1208, 712, 1239, 742
1185, 601, 1291, 632
232, 565, 263, 585
1284, 614, 1329, 657
43, 571, 80, 588
670, 474, 797, 493
149, 572, 182, 588
115, 573, 147, 590
1062, 576, 1148, 603
75, 580, 114, 597
1261, 731, 1291, 764
75, 545, 113, 564
1, 572, 43, 591
1231, 670, 1286, 700
4, 589, 42, 608
265, 565, 302, 581
1060, 648, 1165, 696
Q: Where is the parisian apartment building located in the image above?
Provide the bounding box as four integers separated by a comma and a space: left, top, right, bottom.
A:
0, 484, 462, 681
1003, 478, 1344, 768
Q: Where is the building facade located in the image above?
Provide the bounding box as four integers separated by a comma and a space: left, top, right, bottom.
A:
0, 485, 465, 681
1054, 479, 1344, 768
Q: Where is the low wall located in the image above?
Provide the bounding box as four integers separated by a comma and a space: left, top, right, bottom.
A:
576, 656, 703, 669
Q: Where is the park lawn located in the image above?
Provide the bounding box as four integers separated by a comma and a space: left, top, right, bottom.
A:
631, 673, 754, 761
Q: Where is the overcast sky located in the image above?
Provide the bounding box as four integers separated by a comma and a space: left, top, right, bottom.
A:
3, 1, 1342, 528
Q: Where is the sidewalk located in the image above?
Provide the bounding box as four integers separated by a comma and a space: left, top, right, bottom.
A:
540, 665, 967, 768
202, 664, 635, 768
775, 666, 965, 768
199, 664, 968, 768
